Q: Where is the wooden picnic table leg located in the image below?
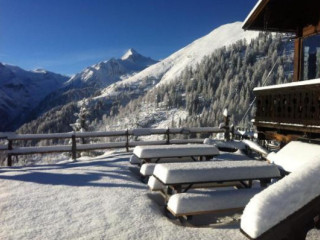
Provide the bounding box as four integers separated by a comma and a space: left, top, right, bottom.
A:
183, 184, 193, 193
173, 185, 182, 193
260, 178, 271, 188
7, 154, 12, 167
239, 180, 252, 188
142, 158, 150, 164
191, 156, 197, 161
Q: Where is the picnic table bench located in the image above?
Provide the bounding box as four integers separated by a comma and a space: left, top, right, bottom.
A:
167, 188, 263, 218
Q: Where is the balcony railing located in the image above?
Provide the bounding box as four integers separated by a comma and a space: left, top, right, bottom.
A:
254, 79, 320, 135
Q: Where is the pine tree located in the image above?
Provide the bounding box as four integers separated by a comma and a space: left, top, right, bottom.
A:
70, 99, 90, 144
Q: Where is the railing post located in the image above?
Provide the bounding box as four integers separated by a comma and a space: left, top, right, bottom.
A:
7, 139, 12, 167
166, 128, 170, 144
126, 129, 129, 152
71, 134, 77, 161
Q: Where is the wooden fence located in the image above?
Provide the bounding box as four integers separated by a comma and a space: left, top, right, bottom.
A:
0, 127, 224, 166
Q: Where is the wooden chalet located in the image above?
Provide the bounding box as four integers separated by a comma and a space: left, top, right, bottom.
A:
243, 0, 320, 142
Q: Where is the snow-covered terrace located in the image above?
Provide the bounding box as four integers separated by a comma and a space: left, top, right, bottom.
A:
0, 151, 319, 239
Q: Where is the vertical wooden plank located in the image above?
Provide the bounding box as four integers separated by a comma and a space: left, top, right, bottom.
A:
293, 38, 302, 82
71, 134, 77, 161
7, 140, 12, 167
126, 129, 129, 152
166, 128, 170, 144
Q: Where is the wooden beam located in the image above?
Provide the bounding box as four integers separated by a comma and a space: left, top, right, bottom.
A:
167, 206, 244, 217
264, 131, 300, 143
293, 38, 302, 81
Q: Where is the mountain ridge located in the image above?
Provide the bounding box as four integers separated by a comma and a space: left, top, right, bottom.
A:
17, 21, 263, 134
0, 63, 69, 131
65, 49, 157, 89
0, 49, 157, 131
97, 22, 259, 99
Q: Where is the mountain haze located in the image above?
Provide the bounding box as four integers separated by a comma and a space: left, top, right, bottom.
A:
0, 49, 157, 132
0, 63, 68, 131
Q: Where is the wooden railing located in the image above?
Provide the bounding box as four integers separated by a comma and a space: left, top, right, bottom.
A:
254, 79, 320, 136
0, 127, 224, 166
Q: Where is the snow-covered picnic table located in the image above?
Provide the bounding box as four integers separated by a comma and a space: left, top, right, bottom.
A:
149, 160, 281, 195
133, 144, 219, 163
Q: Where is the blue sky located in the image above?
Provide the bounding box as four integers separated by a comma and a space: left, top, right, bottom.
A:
0, 0, 257, 75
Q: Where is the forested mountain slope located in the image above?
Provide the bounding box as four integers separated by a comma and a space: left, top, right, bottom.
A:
18, 24, 293, 134
100, 33, 293, 131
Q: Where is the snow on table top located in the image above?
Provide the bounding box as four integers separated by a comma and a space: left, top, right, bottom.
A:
267, 141, 320, 173
241, 151, 320, 239
168, 188, 262, 216
153, 160, 280, 184
140, 157, 196, 177
133, 144, 219, 159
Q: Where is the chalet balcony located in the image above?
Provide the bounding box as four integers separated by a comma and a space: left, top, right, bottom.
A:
254, 79, 320, 137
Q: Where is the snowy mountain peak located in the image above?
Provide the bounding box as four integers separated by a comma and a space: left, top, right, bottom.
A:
98, 21, 260, 98
33, 68, 48, 73
65, 49, 157, 88
121, 48, 139, 60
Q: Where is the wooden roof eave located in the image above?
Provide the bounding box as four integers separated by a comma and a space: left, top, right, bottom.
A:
242, 0, 270, 31
243, 0, 320, 33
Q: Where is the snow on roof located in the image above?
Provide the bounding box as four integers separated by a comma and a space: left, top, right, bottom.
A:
242, 0, 263, 30
0, 152, 256, 240
241, 148, 320, 238
254, 78, 320, 92
267, 141, 320, 173
153, 160, 280, 184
